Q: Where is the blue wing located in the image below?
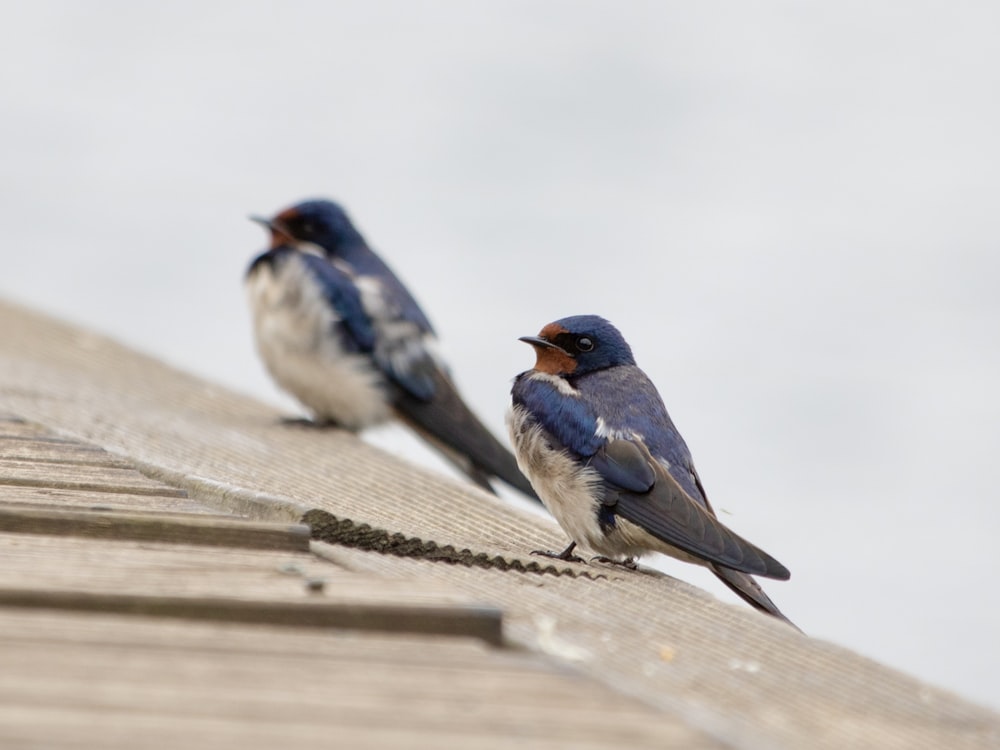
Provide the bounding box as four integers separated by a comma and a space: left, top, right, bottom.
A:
510, 374, 605, 457
371, 328, 439, 402
274, 249, 437, 401
513, 369, 789, 578
568, 365, 708, 506
592, 438, 790, 579
294, 251, 378, 353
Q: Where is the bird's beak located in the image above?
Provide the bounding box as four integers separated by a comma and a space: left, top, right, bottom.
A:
518, 335, 569, 355
249, 214, 293, 248
519, 334, 575, 374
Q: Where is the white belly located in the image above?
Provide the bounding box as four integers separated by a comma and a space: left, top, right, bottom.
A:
507, 405, 710, 564
246, 257, 390, 429
507, 405, 614, 554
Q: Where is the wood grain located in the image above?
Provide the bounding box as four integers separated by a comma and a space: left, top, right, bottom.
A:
0, 458, 187, 496
0, 505, 311, 550
0, 609, 717, 749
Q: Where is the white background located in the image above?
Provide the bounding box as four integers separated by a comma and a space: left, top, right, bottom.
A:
2, 1, 998, 710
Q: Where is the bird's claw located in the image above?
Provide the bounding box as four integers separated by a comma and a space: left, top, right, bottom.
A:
530, 550, 586, 564
530, 542, 585, 564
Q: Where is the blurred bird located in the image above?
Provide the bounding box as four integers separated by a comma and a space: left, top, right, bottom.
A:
508, 314, 796, 626
246, 198, 539, 501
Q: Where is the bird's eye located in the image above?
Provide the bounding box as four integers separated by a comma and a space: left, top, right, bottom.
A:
576, 336, 594, 352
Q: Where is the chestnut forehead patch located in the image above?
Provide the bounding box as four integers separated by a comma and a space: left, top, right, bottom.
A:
538, 322, 568, 341
267, 208, 299, 248
268, 224, 294, 249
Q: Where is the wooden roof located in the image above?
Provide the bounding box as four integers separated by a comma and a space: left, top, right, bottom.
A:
1, 298, 997, 749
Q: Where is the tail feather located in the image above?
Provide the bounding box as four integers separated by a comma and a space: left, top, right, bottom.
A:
712, 564, 801, 632
399, 417, 505, 495
393, 371, 541, 503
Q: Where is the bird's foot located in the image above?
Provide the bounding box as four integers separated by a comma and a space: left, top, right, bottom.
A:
531, 549, 587, 564
530, 541, 584, 564
592, 555, 638, 570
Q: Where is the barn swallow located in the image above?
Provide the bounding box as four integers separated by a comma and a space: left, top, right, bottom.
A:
245, 198, 539, 501
507, 314, 796, 626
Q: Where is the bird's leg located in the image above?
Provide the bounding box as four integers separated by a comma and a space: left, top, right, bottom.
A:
592, 555, 639, 570
530, 541, 585, 564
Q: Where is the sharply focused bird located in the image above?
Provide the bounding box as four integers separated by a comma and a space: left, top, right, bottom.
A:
508, 314, 796, 626
245, 198, 538, 501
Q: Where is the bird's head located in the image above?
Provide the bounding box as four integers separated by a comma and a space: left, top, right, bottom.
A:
519, 315, 635, 377
251, 199, 361, 255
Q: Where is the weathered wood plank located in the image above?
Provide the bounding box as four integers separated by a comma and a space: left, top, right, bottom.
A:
0, 485, 221, 514
0, 458, 187, 496
0, 533, 466, 602
0, 609, 717, 749
0, 436, 133, 467
0, 505, 310, 550
0, 417, 55, 438
0, 587, 503, 646
0, 532, 502, 645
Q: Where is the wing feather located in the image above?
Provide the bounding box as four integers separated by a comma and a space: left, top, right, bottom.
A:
594, 439, 790, 579
395, 367, 540, 501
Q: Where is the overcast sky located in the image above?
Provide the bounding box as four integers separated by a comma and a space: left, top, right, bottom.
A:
2, 1, 999, 710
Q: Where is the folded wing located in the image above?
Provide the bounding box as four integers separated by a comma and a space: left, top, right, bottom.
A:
593, 439, 790, 580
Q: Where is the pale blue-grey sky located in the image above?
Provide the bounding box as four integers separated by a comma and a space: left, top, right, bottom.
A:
2, 1, 998, 709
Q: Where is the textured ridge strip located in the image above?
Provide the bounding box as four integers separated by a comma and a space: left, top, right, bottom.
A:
302, 508, 604, 580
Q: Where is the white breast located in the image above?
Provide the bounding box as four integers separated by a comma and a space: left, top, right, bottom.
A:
507, 404, 709, 564
506, 404, 616, 555
245, 255, 390, 429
